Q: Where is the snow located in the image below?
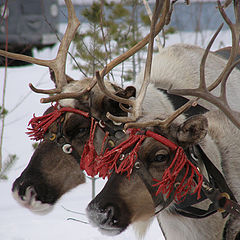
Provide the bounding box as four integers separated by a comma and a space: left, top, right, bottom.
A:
0, 23, 232, 240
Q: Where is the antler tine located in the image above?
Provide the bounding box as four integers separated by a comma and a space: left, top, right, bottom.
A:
207, 1, 240, 92
96, 71, 134, 106
29, 83, 61, 94
40, 78, 96, 103
169, 0, 240, 129
97, 0, 169, 127
137, 0, 165, 108
0, 49, 53, 67
52, 0, 80, 89
41, 0, 170, 104
0, 0, 80, 91
199, 23, 224, 91
125, 99, 198, 129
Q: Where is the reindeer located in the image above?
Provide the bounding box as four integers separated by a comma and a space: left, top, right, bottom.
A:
0, 1, 239, 239
84, 1, 240, 240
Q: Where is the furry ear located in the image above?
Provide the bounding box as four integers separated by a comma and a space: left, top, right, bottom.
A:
100, 86, 135, 118
49, 68, 74, 86
116, 86, 136, 99
177, 115, 208, 145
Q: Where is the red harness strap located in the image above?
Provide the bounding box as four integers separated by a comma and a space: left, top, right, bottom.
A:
27, 104, 89, 141
145, 130, 203, 202
80, 126, 203, 203
27, 106, 203, 203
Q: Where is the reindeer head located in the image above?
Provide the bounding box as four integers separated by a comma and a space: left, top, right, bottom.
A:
11, 76, 138, 212
86, 110, 209, 235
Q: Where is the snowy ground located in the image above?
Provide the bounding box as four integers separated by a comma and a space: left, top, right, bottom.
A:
0, 23, 232, 240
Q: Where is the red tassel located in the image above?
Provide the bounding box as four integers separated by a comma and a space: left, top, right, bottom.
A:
26, 104, 89, 141
153, 146, 203, 203
96, 129, 146, 179
80, 118, 98, 177
27, 110, 62, 141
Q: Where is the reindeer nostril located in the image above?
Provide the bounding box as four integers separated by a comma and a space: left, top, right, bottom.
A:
106, 206, 114, 219
29, 188, 37, 198
113, 219, 118, 224
96, 205, 115, 225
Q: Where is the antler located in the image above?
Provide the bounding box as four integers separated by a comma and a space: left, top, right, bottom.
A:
96, 0, 171, 128
97, 0, 197, 130
168, 0, 240, 129
0, 0, 80, 91
41, 0, 171, 104
17, 0, 173, 104
0, 0, 171, 107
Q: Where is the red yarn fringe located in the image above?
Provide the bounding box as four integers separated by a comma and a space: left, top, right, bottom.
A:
145, 130, 203, 202
80, 126, 146, 179
27, 103, 203, 202
152, 146, 203, 203
80, 118, 99, 177
26, 104, 89, 141
96, 130, 146, 179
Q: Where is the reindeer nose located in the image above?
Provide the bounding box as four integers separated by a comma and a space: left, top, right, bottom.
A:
87, 204, 117, 226
103, 206, 115, 224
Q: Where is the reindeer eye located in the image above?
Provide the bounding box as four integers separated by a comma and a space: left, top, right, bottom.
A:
74, 127, 89, 139
154, 149, 169, 162
76, 128, 89, 136
79, 128, 88, 133
155, 154, 166, 162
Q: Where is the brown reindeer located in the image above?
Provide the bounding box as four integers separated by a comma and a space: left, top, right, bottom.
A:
85, 1, 240, 240
0, 3, 240, 240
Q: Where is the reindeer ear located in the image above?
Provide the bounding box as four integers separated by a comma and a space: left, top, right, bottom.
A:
49, 68, 74, 86
100, 86, 136, 118
177, 115, 208, 145
116, 86, 136, 99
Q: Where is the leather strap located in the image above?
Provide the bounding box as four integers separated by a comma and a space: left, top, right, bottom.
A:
176, 204, 217, 219
175, 145, 240, 218
158, 88, 209, 117
195, 145, 237, 202
134, 159, 164, 208
134, 158, 175, 214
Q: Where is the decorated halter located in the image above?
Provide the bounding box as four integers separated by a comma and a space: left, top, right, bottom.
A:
27, 104, 89, 141
81, 125, 203, 203
26, 103, 123, 164
27, 104, 203, 203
